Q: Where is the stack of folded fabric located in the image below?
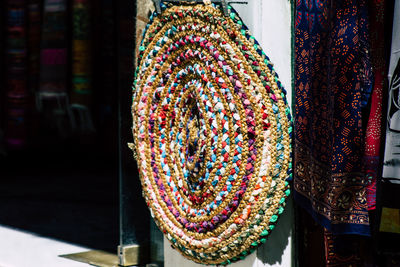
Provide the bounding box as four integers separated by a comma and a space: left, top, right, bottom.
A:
4, 0, 29, 148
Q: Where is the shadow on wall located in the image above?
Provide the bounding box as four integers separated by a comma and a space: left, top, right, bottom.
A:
257, 197, 293, 265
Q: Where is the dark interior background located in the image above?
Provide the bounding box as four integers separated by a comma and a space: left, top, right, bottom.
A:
0, 0, 149, 254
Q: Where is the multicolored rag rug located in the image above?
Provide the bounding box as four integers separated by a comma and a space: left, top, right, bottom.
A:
294, 0, 373, 236
131, 2, 292, 265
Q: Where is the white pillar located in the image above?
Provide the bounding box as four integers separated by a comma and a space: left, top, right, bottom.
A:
164, 1, 294, 266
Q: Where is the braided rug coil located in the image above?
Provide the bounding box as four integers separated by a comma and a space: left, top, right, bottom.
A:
132, 3, 292, 265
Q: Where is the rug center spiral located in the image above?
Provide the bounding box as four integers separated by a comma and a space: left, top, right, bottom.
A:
185, 94, 204, 183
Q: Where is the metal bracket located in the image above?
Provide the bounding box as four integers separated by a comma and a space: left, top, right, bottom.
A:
152, 0, 248, 16
118, 244, 144, 266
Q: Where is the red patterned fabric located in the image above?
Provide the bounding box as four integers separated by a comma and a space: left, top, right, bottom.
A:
324, 229, 364, 267
363, 0, 387, 211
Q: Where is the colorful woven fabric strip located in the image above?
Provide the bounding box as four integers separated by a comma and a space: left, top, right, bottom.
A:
132, 3, 292, 265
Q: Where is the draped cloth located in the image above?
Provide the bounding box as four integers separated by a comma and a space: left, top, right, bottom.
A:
382, 0, 400, 183
363, 0, 387, 211
294, 0, 373, 236
379, 0, 400, 256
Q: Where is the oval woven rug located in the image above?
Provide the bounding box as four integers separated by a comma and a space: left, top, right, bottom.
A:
132, 2, 292, 265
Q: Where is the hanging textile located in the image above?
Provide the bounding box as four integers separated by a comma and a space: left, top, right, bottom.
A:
39, 0, 68, 99
383, 0, 400, 182
362, 0, 387, 211
323, 229, 367, 267
28, 0, 42, 95
294, 0, 373, 235
132, 2, 292, 265
4, 0, 29, 148
379, 0, 400, 255
298, 212, 375, 266
70, 0, 95, 133
38, 0, 70, 133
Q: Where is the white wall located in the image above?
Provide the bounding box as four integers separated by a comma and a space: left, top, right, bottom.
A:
164, 1, 294, 266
